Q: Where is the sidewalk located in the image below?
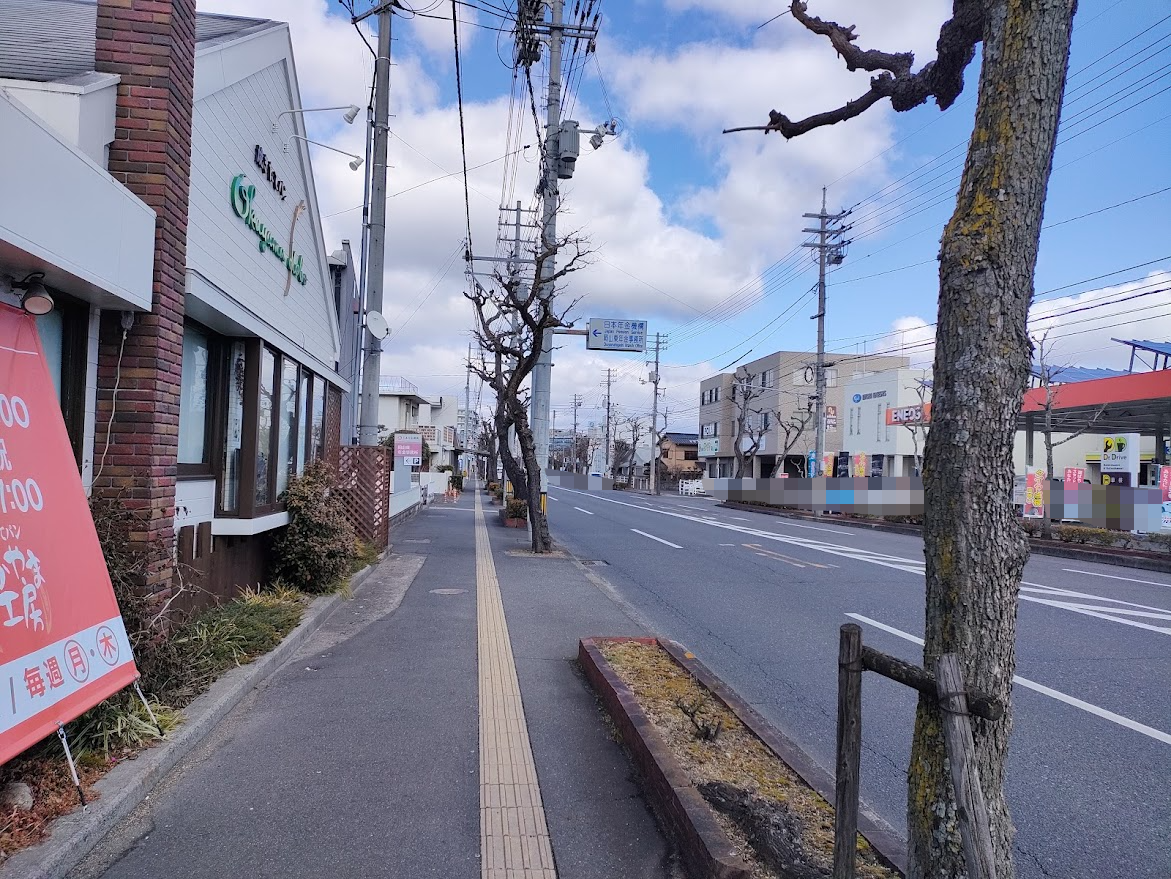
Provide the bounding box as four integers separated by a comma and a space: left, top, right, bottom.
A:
69, 485, 676, 879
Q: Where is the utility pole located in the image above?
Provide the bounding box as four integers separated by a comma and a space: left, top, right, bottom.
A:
604, 368, 613, 477
356, 2, 393, 446
463, 341, 471, 474
572, 393, 582, 473
648, 333, 665, 495
529, 0, 564, 509
802, 187, 850, 476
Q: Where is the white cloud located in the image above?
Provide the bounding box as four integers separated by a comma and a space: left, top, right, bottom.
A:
872, 270, 1171, 374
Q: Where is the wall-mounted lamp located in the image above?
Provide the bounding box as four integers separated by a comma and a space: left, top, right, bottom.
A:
273, 105, 362, 133
13, 273, 54, 315
284, 134, 364, 171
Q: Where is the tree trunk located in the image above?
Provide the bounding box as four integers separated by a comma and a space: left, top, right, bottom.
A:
510, 401, 552, 552
494, 403, 529, 503
912, 3, 1075, 878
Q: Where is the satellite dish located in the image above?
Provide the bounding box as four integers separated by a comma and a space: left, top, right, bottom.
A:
366, 310, 390, 340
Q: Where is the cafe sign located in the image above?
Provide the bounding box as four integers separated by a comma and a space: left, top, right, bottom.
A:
229, 174, 308, 285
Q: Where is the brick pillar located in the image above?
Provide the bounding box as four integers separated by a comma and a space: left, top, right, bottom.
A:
93, 0, 197, 594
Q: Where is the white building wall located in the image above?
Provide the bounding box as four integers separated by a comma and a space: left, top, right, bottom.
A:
185, 47, 341, 375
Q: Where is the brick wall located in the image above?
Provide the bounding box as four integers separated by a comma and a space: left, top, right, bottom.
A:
93, 0, 197, 594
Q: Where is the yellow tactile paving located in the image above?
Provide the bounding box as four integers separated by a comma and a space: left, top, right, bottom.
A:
475, 492, 558, 879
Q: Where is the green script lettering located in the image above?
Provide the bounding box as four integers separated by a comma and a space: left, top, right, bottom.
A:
229, 173, 309, 285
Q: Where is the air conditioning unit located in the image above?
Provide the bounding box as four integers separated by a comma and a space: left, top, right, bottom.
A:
557, 120, 580, 179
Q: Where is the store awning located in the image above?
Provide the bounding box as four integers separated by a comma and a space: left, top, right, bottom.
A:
1018, 369, 1171, 435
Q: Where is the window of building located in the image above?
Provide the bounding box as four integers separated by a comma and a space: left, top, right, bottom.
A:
179, 324, 211, 467
276, 358, 299, 497
255, 347, 276, 507
36, 291, 89, 465
762, 411, 771, 431
220, 341, 246, 513
825, 368, 838, 387
312, 377, 326, 460
684, 450, 698, 461
297, 370, 310, 475
761, 369, 775, 388
876, 404, 882, 442
701, 422, 718, 438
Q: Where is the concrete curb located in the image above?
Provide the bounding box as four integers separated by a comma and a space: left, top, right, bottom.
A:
719, 501, 1171, 574
580, 637, 906, 879
1, 558, 385, 879
578, 637, 751, 879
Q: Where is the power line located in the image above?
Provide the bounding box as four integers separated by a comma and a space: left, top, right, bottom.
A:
450, 0, 475, 254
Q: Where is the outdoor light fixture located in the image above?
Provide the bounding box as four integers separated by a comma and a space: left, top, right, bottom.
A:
285, 134, 364, 171
589, 118, 620, 150
273, 105, 362, 133
13, 273, 54, 315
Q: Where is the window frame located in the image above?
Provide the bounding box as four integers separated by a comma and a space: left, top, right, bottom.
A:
177, 320, 225, 479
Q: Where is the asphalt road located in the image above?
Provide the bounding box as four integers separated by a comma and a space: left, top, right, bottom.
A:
546, 485, 1171, 879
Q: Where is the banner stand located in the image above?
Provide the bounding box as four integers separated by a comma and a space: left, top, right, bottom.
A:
134, 678, 165, 740
56, 724, 86, 809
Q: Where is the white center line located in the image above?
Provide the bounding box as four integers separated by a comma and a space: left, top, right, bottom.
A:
573, 506, 594, 515
1062, 568, 1171, 589
846, 613, 1171, 746
631, 528, 682, 548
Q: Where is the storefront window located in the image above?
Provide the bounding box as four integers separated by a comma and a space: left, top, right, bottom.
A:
178, 325, 210, 464
297, 372, 310, 475
221, 341, 246, 512
276, 358, 298, 496
36, 310, 64, 400
255, 347, 276, 507
312, 379, 325, 460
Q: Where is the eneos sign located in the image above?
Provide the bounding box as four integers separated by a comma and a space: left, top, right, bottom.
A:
886, 403, 932, 426
0, 306, 138, 763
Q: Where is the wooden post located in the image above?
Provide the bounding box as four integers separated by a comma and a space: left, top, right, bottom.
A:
861, 645, 1004, 720
935, 654, 997, 879
833, 623, 863, 879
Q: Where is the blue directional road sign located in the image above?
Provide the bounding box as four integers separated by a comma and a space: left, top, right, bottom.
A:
586, 318, 648, 352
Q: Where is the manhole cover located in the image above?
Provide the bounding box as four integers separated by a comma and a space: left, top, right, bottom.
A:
429, 588, 467, 595
580, 560, 609, 566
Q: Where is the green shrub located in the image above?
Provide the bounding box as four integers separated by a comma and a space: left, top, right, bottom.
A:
487, 481, 500, 494
1146, 533, 1171, 553
1053, 524, 1117, 545
506, 498, 528, 519
451, 471, 464, 491
350, 538, 381, 574
272, 461, 356, 593
613, 482, 629, 491
1019, 518, 1041, 537
436, 464, 453, 473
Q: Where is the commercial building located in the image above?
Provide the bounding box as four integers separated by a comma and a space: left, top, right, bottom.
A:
0, 1, 353, 601
840, 368, 932, 476
697, 349, 909, 477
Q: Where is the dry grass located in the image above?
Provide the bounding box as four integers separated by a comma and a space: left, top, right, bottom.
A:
0, 753, 105, 861
601, 639, 897, 879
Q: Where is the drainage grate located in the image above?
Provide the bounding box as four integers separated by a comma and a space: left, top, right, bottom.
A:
579, 560, 609, 567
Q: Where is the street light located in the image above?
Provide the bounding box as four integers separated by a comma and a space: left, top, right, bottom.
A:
272, 105, 361, 133
284, 134, 364, 170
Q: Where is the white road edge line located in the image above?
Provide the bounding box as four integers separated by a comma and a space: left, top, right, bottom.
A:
631, 528, 682, 549
573, 506, 594, 515
1062, 568, 1171, 589
845, 613, 1171, 746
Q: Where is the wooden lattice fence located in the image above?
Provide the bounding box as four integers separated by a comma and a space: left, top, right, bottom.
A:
336, 445, 391, 549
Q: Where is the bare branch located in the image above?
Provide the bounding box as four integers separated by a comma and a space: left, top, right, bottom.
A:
724, 0, 985, 138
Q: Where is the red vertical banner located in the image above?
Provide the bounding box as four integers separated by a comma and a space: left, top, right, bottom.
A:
0, 304, 138, 764
1063, 467, 1084, 486
1024, 469, 1047, 519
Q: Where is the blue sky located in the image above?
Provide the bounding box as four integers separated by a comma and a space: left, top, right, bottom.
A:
236, 0, 1171, 431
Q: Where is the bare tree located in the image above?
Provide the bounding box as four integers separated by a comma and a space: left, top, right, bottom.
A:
903, 378, 932, 478
728, 2, 1078, 875
731, 368, 769, 478
769, 395, 815, 477
467, 233, 589, 552
611, 438, 632, 478
1034, 332, 1107, 539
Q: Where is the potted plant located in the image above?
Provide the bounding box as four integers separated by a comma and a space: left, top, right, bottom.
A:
500, 498, 528, 528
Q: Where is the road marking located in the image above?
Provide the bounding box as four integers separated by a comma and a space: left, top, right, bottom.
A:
744, 543, 833, 569
548, 495, 559, 501
631, 528, 682, 549
719, 543, 736, 546
1018, 595, 1171, 635
473, 493, 558, 877
846, 613, 1171, 746
1062, 569, 1171, 589
728, 516, 749, 521
573, 506, 594, 515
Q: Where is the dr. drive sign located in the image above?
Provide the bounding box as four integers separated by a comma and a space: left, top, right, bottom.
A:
0, 305, 137, 764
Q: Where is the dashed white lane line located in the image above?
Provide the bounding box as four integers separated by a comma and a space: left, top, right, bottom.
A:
547, 495, 559, 501
1062, 569, 1171, 589
573, 506, 594, 515
845, 613, 1171, 746
631, 528, 682, 549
